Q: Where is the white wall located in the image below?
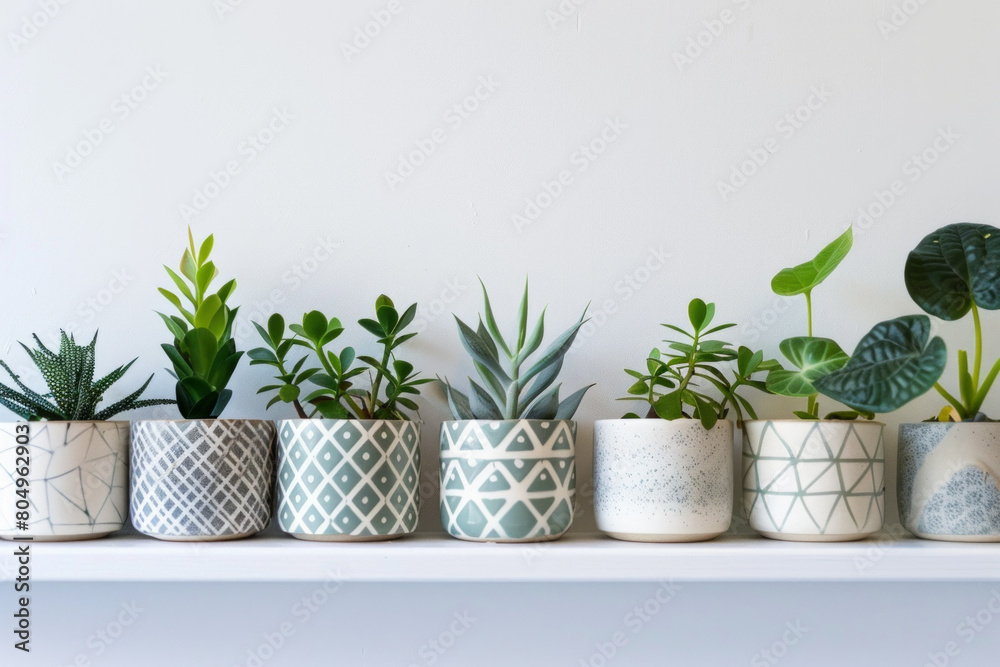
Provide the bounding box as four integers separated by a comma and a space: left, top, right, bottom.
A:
3, 0, 999, 664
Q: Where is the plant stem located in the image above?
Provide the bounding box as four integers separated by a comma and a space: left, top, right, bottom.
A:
933, 382, 966, 417
972, 302, 983, 390
368, 335, 393, 419
805, 291, 813, 338
507, 346, 521, 419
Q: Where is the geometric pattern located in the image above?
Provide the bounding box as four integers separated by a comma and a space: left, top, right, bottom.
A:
130, 419, 275, 540
742, 420, 885, 539
440, 419, 576, 542
898, 422, 1000, 540
0, 422, 129, 540
276, 419, 420, 539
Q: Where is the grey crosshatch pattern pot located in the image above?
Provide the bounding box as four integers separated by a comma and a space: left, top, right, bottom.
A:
130, 419, 275, 541
277, 419, 420, 541
594, 419, 733, 542
440, 419, 576, 542
742, 420, 885, 542
898, 422, 1000, 541
0, 421, 129, 541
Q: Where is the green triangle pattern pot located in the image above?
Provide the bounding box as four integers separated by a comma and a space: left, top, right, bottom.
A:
440, 419, 576, 542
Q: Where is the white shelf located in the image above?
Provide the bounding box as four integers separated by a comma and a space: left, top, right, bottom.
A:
8, 527, 1000, 583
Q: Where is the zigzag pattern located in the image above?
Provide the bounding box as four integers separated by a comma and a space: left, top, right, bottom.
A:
130, 420, 275, 539
277, 419, 420, 538
743, 421, 884, 536
440, 420, 576, 541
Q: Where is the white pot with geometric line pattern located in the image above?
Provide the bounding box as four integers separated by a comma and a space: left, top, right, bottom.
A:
440, 419, 576, 543
742, 420, 885, 542
276, 419, 421, 541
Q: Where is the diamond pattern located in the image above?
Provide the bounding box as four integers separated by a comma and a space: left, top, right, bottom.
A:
130, 419, 275, 540
742, 421, 885, 537
439, 420, 577, 541
277, 420, 420, 539
0, 422, 129, 539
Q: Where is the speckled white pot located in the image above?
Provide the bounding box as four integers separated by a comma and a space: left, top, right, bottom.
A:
594, 419, 733, 542
898, 422, 1000, 542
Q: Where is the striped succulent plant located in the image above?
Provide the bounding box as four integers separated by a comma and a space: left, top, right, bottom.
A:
439, 280, 593, 420
0, 331, 172, 421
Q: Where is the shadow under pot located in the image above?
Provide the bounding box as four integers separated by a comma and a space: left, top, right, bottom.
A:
594, 419, 733, 542
276, 419, 421, 541
1, 421, 130, 541
742, 420, 885, 542
440, 419, 576, 543
130, 419, 275, 542
898, 422, 1000, 542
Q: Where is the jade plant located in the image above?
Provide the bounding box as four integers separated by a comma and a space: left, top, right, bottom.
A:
763, 226, 947, 419
618, 298, 779, 429
0, 330, 172, 421
157, 228, 242, 419
438, 280, 593, 420
903, 222, 1000, 421
251, 295, 431, 420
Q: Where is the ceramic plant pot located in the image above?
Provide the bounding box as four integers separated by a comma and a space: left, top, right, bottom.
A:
898, 422, 1000, 542
440, 419, 576, 542
0, 421, 130, 541
130, 419, 275, 541
276, 419, 421, 541
594, 418, 733, 542
742, 420, 885, 542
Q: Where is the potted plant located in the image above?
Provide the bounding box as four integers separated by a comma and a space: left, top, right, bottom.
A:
0, 331, 171, 541
251, 296, 431, 542
130, 228, 276, 542
897, 222, 1000, 541
437, 280, 593, 543
744, 226, 947, 541
594, 298, 777, 542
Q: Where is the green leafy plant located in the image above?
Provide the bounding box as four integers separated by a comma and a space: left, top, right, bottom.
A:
618, 298, 779, 429
157, 228, 242, 419
764, 226, 946, 419
902, 222, 1000, 421
251, 296, 431, 420
439, 280, 593, 420
0, 331, 172, 421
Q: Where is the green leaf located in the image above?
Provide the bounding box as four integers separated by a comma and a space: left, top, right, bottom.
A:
267, 314, 285, 348
813, 315, 947, 413
358, 318, 385, 337
469, 379, 503, 419
180, 248, 197, 283
396, 303, 417, 332
279, 384, 300, 402
455, 316, 512, 385
525, 384, 560, 419
516, 279, 530, 350
441, 380, 475, 420
198, 234, 214, 264
555, 384, 593, 419
771, 226, 853, 297
766, 337, 849, 397
904, 223, 1000, 320
376, 304, 399, 335
340, 347, 356, 372
184, 328, 220, 377
247, 348, 278, 364
194, 294, 222, 330
520, 310, 587, 385
196, 260, 217, 296
479, 278, 511, 358
314, 400, 350, 419
688, 298, 708, 331
652, 390, 684, 420
164, 266, 196, 305
302, 311, 329, 343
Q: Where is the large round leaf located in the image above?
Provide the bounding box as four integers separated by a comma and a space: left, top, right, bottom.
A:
904, 223, 1000, 320
766, 337, 849, 397
813, 315, 946, 413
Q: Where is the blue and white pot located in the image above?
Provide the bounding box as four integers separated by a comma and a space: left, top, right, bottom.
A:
898, 422, 1000, 542
276, 419, 421, 541
440, 419, 576, 542
594, 419, 733, 542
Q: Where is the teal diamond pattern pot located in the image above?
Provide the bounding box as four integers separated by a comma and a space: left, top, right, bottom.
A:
440, 419, 576, 542
898, 422, 1000, 542
277, 419, 421, 541
742, 420, 885, 542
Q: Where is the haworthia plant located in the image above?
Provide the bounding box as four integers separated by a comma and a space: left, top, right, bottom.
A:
0, 331, 173, 421
764, 226, 946, 419
157, 228, 243, 419
903, 222, 1000, 420
439, 279, 594, 420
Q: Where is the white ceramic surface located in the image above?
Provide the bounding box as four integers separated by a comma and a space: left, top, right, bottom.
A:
594, 418, 733, 542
